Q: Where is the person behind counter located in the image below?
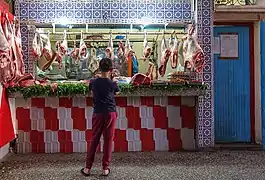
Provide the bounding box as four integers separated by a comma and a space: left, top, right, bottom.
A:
81, 58, 119, 177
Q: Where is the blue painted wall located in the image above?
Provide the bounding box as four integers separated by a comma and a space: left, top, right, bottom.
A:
214, 26, 251, 142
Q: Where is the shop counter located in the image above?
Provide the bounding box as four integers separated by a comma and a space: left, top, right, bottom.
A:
7, 83, 206, 153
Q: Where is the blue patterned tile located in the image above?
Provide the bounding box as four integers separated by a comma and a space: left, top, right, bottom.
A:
20, 9, 28, 18
47, 11, 55, 19
55, 2, 64, 9
202, 27, 211, 35
183, 3, 191, 10
93, 2, 101, 9
202, 18, 211, 26
147, 4, 155, 11
174, 3, 182, 10
56, 11, 66, 18
120, 3, 128, 9
129, 11, 137, 18
173, 11, 182, 19
137, 11, 146, 19
138, 3, 146, 9
93, 10, 102, 18
156, 11, 165, 19
111, 10, 119, 18
183, 11, 191, 19
102, 3, 110, 9
20, 3, 28, 8
85, 3, 92, 9
75, 10, 84, 18
202, 9, 210, 18
120, 11, 128, 18
47, 3, 55, 10
66, 11, 75, 18
165, 3, 173, 10
84, 10, 92, 18
75, 3, 83, 9
165, 11, 173, 19
112, 3, 119, 9
29, 11, 37, 19
129, 3, 137, 10
37, 11, 46, 19
29, 3, 37, 10
66, 3, 75, 9
156, 3, 164, 9
147, 11, 155, 18
102, 11, 110, 19
38, 3, 46, 9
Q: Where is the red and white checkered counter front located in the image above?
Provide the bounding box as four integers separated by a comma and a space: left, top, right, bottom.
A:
12, 96, 197, 153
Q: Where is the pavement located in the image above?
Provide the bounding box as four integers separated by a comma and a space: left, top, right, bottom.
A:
1, 151, 265, 180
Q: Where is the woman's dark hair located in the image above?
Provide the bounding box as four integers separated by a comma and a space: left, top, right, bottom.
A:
99, 58, 113, 72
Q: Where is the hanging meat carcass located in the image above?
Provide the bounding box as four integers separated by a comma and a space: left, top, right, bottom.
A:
55, 30, 68, 69
32, 32, 43, 59
117, 41, 125, 60
70, 40, 80, 64
0, 13, 12, 83
105, 32, 114, 61
124, 35, 134, 77
13, 20, 25, 75
158, 33, 171, 77
169, 33, 178, 69
88, 48, 99, 74
142, 31, 151, 61
79, 32, 87, 57
37, 32, 58, 71
183, 24, 205, 72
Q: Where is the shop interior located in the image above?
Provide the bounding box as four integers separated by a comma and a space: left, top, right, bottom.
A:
32, 22, 199, 84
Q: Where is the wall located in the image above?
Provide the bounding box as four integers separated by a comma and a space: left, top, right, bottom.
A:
14, 96, 196, 153
15, 0, 214, 148
254, 22, 262, 144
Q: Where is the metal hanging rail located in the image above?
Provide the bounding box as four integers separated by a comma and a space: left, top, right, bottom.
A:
37, 31, 185, 35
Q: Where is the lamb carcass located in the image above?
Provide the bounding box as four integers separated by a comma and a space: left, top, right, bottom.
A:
55, 31, 68, 69
88, 48, 99, 74
70, 40, 80, 64
130, 73, 151, 86
79, 33, 87, 57
105, 32, 114, 61
142, 31, 151, 61
170, 35, 178, 69
0, 15, 12, 83
38, 33, 58, 71
13, 21, 25, 75
158, 33, 171, 77
32, 32, 43, 59
117, 41, 125, 60
183, 24, 205, 72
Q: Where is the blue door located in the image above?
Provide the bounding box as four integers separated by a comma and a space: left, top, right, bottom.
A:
214, 26, 251, 142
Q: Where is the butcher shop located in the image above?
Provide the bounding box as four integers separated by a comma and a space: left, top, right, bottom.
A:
0, 0, 213, 156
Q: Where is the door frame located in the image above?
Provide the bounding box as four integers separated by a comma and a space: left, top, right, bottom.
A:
214, 22, 255, 143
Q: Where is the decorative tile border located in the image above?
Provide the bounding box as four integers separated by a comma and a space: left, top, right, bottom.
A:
15, 0, 214, 148
196, 0, 214, 147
